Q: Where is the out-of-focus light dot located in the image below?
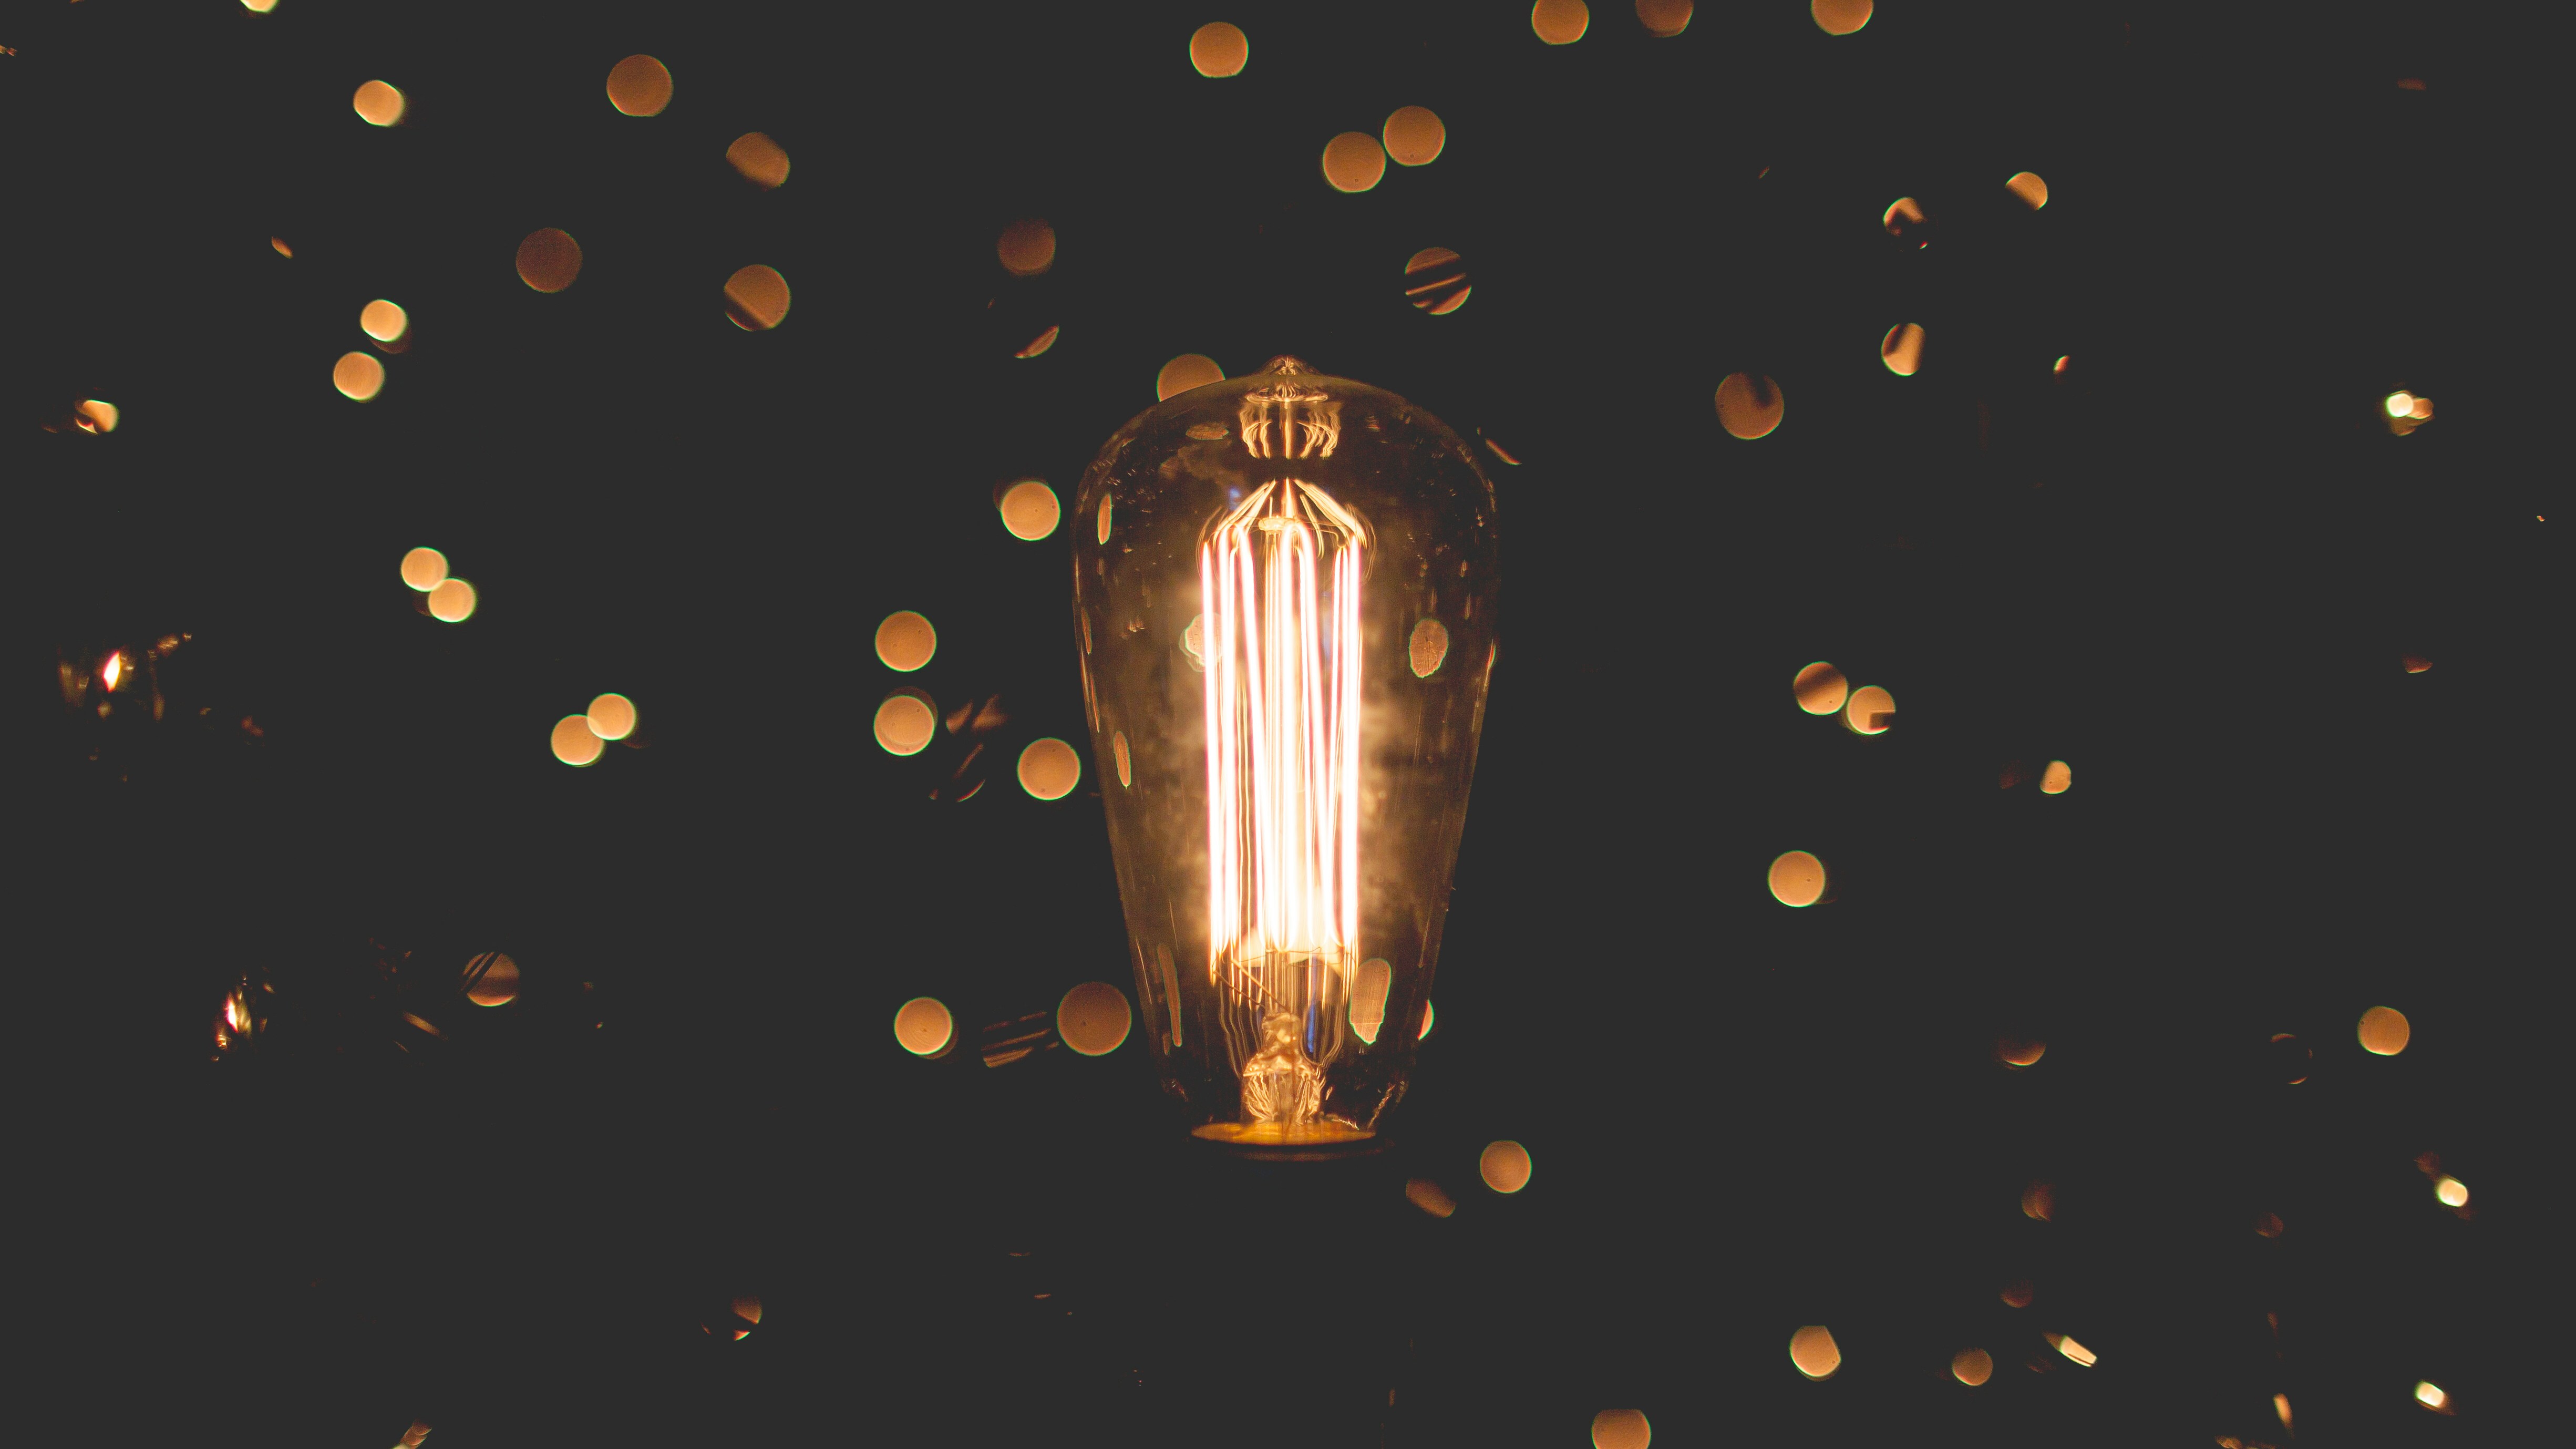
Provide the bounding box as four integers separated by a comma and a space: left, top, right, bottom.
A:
1018, 738, 1081, 800
353, 80, 406, 127
1843, 684, 1893, 734
271, 236, 292, 256
1635, 0, 1693, 37
1383, 106, 1445, 167
1789, 1325, 1841, 1380
586, 693, 637, 741
1590, 1409, 1651, 1449
1404, 1178, 1457, 1218
552, 715, 604, 767
2408, 396, 2433, 420
606, 55, 673, 117
2053, 355, 2071, 376
1532, 0, 1590, 44
2005, 171, 2049, 209
1485, 436, 1522, 465
1715, 372, 1784, 439
723, 265, 792, 331
894, 996, 954, 1056
1793, 661, 1848, 715
2358, 1005, 2412, 1055
1883, 196, 1928, 245
2385, 391, 2415, 417
334, 351, 386, 402
1058, 981, 1132, 1056
726, 132, 790, 189
875, 611, 936, 672
2270, 1032, 2312, 1085
2040, 759, 2073, 794
2397, 76, 2427, 90
1952, 1348, 1993, 1386
2047, 1333, 2097, 1367
1000, 480, 1060, 541
1321, 132, 1387, 193
1157, 353, 1223, 400
75, 400, 120, 434
997, 219, 1055, 277
242, 0, 278, 11
1419, 999, 1435, 1040
2434, 1176, 2468, 1208
400, 547, 448, 592
728, 1296, 763, 1339
1016, 325, 1060, 358
465, 952, 520, 1006
1409, 618, 1450, 677
2415, 1381, 2448, 1411
1881, 323, 1925, 376
1768, 850, 1826, 908
2022, 1181, 2056, 1221
1189, 22, 1249, 78
2255, 1211, 2284, 1238
360, 299, 408, 345
101, 652, 126, 691
427, 578, 477, 622
1997, 1036, 2046, 1067
1478, 1141, 1533, 1194
2001, 1279, 2034, 1308
1811, 0, 1872, 35
516, 228, 583, 293
874, 693, 936, 755
2273, 1392, 2294, 1433
1404, 246, 1470, 314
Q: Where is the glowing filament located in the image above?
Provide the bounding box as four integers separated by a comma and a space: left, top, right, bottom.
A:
101, 652, 125, 691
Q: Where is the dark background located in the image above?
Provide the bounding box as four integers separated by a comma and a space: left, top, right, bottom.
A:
11, 2, 2549, 1446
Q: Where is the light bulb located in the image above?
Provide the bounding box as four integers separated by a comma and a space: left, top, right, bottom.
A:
1073, 356, 1499, 1147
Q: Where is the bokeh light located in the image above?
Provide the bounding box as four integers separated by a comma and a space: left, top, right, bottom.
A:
333, 351, 386, 402
2040, 759, 2073, 794
2006, 171, 2050, 209
723, 265, 792, 331
1057, 981, 1132, 1056
1792, 661, 1847, 715
1383, 106, 1446, 166
2001, 1279, 2034, 1308
1883, 196, 1928, 246
1157, 353, 1224, 400
605, 55, 673, 117
1018, 738, 1081, 800
2271, 1032, 2313, 1085
894, 996, 954, 1056
586, 693, 637, 742
2401, 653, 2433, 673
726, 132, 790, 189
1189, 22, 1249, 78
2255, 1211, 2284, 1238
1404, 247, 1470, 314
1321, 132, 1388, 193
102, 652, 126, 692
271, 237, 292, 256
427, 578, 477, 623
1715, 373, 1785, 439
552, 715, 604, 767
2434, 1176, 2468, 1208
874, 611, 937, 672
1409, 618, 1450, 677
1635, 0, 1693, 37
1789, 1325, 1842, 1380
2275, 1394, 2295, 1434
1590, 1409, 1651, 1449
1405, 1179, 1457, 1218
75, 400, 120, 434
516, 228, 583, 293
1953, 1348, 1993, 1386
999, 480, 1060, 541
360, 299, 409, 346
1420, 999, 1435, 1040
1016, 325, 1060, 358
1812, 0, 1872, 35
2054, 355, 2071, 376
1843, 684, 1894, 734
465, 952, 520, 1006
726, 1296, 763, 1340
2048, 1333, 2098, 1367
2358, 1005, 2411, 1056
353, 80, 405, 127
2022, 1180, 2056, 1221
997, 219, 1055, 276
1996, 1036, 2046, 1068
2384, 391, 2415, 418
242, 0, 278, 12
399, 547, 448, 592
2416, 1381, 2450, 1412
1768, 850, 1827, 908
1479, 1141, 1533, 1194
1881, 323, 1926, 376
1532, 0, 1590, 44
874, 692, 936, 756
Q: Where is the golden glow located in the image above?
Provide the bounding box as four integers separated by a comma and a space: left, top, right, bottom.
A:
1996, 1037, 2046, 1067
1409, 618, 1450, 677
1843, 684, 1893, 734
2358, 1005, 2411, 1055
1479, 1141, 1533, 1194
2022, 1180, 2056, 1221
875, 610, 937, 671
1715, 372, 1785, 439
874, 693, 936, 755
1058, 981, 1132, 1056
2255, 1211, 2284, 1237
1016, 325, 1060, 358
1883, 196, 1927, 244
997, 218, 1056, 277
2005, 171, 2049, 209
2402, 653, 2432, 673
516, 228, 583, 293
2001, 1279, 2033, 1308
398, 1417, 431, 1447
70, 398, 120, 434
1018, 737, 1081, 800
271, 235, 292, 256
1635, 0, 1693, 38
1419, 999, 1435, 1040
334, 351, 387, 402
1532, 0, 1590, 44
1404, 247, 1470, 315
723, 265, 791, 331
894, 996, 954, 1056
1768, 850, 1826, 908
465, 952, 520, 1006
1953, 1348, 1993, 1386
427, 578, 477, 622
1321, 132, 1388, 193
1114, 731, 1131, 787
1383, 106, 1446, 167
1881, 323, 1925, 376
1590, 1409, 1651, 1449
1792, 661, 1847, 715
1194, 1119, 1375, 1145
2274, 1392, 2293, 1434
1812, 0, 1872, 35
1097, 492, 1114, 544
552, 715, 605, 767
2040, 759, 2072, 794
726, 132, 790, 189
2415, 1381, 2449, 1411
586, 693, 637, 741
2047, 1332, 2097, 1367
353, 80, 406, 127
2053, 355, 2070, 376
242, 0, 279, 11
360, 299, 409, 348
1404, 1178, 1457, 1218
1189, 22, 1249, 78
2434, 1176, 2468, 1208
1348, 957, 1391, 1043
1157, 353, 1224, 400
101, 652, 126, 692
605, 55, 674, 117
999, 480, 1061, 541
2385, 391, 2415, 417
1789, 1324, 1841, 1380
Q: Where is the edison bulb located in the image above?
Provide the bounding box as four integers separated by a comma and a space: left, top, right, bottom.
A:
1073, 356, 1499, 1147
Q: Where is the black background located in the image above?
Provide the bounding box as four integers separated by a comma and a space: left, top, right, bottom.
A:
12, 2, 2550, 1446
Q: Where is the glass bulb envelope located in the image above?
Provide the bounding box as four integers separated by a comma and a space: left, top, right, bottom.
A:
1072, 356, 1499, 1147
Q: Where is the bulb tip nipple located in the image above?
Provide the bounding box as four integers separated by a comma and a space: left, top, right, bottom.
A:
1260, 354, 1316, 375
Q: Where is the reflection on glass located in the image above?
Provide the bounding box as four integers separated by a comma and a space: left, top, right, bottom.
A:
1348, 958, 1392, 1042
1408, 618, 1450, 677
